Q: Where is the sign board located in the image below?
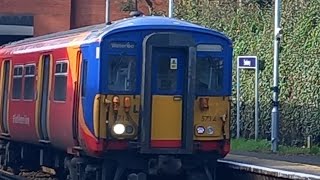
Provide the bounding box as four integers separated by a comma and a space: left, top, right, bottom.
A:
0, 15, 33, 26
237, 56, 257, 69
236, 55, 260, 140
110, 41, 135, 49
0, 15, 34, 37
170, 58, 177, 70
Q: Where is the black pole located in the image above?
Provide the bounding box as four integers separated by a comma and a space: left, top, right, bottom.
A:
135, 0, 138, 11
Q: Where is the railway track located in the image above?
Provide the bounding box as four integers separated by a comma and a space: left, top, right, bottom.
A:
0, 169, 26, 180
0, 169, 58, 180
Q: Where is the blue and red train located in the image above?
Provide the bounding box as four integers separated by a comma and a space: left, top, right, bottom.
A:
0, 14, 233, 180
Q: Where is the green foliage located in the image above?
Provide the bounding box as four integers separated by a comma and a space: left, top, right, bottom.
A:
121, 0, 137, 12
122, 0, 167, 16
175, 0, 320, 146
231, 138, 270, 152
232, 138, 320, 155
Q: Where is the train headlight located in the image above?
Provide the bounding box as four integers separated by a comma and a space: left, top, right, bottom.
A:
196, 126, 205, 134
207, 126, 214, 135
113, 124, 125, 135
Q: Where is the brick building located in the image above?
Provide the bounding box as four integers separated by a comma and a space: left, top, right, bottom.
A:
0, 0, 168, 45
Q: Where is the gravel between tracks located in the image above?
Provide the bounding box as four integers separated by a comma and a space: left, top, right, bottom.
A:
19, 170, 58, 180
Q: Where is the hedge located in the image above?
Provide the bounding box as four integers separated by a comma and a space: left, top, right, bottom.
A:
174, 0, 320, 146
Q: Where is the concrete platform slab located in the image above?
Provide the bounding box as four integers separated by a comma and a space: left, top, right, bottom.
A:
218, 154, 320, 180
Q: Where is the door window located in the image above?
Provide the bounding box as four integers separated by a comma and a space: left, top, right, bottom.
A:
151, 47, 185, 95
81, 60, 88, 97
155, 55, 177, 92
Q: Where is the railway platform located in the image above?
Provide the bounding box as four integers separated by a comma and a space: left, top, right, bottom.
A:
218, 150, 320, 179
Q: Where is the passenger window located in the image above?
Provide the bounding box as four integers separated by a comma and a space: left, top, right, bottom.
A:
12, 65, 23, 99
108, 55, 136, 92
196, 56, 223, 93
24, 64, 36, 100
54, 61, 68, 101
81, 60, 87, 97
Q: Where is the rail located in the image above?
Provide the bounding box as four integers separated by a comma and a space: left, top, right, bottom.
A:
0, 170, 27, 180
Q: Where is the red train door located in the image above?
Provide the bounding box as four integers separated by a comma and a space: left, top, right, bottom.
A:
0, 60, 11, 135
37, 54, 52, 142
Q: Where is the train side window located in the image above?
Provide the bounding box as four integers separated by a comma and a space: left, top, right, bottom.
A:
54, 60, 68, 101
81, 60, 87, 97
12, 65, 23, 100
23, 64, 36, 100
196, 56, 224, 93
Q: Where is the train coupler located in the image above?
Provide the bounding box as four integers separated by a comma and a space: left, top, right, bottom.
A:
148, 155, 182, 176
127, 172, 147, 180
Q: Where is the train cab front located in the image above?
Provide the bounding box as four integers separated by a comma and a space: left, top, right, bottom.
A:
97, 17, 232, 178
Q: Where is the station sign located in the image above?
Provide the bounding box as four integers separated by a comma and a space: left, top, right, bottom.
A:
237, 56, 258, 69
236, 55, 260, 141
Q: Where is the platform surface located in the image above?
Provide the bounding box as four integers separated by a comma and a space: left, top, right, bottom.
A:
218, 151, 320, 179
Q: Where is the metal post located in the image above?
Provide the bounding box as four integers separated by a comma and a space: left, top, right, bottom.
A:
255, 61, 259, 141
135, 0, 138, 11
271, 0, 281, 152
169, 0, 174, 18
236, 60, 240, 139
105, 0, 111, 23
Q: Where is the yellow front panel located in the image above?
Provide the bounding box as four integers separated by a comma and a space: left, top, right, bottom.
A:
151, 95, 182, 140
193, 96, 230, 140
96, 95, 140, 139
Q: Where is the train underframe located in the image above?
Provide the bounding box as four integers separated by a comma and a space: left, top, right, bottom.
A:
0, 139, 224, 180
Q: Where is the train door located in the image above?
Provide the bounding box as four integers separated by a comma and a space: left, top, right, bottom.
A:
38, 55, 51, 141
72, 51, 82, 144
150, 47, 186, 148
0, 60, 11, 135
140, 33, 196, 154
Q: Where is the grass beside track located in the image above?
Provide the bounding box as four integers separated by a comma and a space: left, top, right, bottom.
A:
231, 138, 320, 155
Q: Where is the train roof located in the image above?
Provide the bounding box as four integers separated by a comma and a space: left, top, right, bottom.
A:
0, 16, 231, 55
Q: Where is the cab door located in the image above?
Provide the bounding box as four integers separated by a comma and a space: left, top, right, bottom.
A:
140, 32, 196, 154
150, 47, 186, 148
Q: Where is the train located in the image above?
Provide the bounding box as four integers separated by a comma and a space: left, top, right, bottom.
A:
0, 12, 233, 180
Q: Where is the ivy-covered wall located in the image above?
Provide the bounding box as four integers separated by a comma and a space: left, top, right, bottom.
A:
175, 0, 320, 146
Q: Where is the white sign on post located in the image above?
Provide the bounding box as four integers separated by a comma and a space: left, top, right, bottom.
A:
236, 56, 259, 141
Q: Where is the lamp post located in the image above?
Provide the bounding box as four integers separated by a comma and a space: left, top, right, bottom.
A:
169, 0, 174, 18
271, 0, 282, 153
